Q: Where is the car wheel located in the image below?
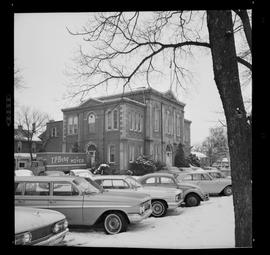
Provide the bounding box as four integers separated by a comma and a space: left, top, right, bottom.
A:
223, 186, 232, 196
151, 200, 167, 217
103, 212, 127, 235
185, 193, 201, 207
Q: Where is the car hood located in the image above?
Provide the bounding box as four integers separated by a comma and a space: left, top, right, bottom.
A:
15, 206, 66, 234
85, 190, 151, 204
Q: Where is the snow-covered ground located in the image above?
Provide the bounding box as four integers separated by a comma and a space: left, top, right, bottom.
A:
62, 196, 235, 249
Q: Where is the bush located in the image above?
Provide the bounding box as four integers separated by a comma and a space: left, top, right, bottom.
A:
129, 155, 157, 176
174, 143, 189, 167
187, 153, 201, 167
154, 160, 167, 171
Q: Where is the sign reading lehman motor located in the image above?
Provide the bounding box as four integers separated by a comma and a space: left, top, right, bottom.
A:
36, 152, 87, 171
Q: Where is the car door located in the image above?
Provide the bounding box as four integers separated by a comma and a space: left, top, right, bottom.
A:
48, 181, 83, 225
15, 181, 50, 209
194, 174, 218, 194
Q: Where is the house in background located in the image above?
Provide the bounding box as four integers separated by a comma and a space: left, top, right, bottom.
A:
41, 88, 192, 172
14, 124, 43, 169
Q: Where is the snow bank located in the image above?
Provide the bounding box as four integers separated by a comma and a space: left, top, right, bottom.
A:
63, 196, 235, 249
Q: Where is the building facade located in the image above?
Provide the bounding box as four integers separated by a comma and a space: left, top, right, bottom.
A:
43, 88, 191, 171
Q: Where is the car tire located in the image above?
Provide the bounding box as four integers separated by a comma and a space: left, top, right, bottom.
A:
223, 186, 232, 196
185, 193, 201, 207
151, 200, 167, 217
103, 212, 127, 235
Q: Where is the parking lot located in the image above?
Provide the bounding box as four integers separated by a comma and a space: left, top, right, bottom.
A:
62, 196, 235, 249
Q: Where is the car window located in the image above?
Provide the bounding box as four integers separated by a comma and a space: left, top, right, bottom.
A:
15, 182, 24, 195
53, 182, 79, 196
125, 177, 142, 188
145, 177, 156, 184
25, 182, 50, 196
101, 179, 113, 189
112, 180, 129, 189
192, 174, 202, 181
182, 174, 192, 181
160, 177, 175, 184
201, 174, 211, 180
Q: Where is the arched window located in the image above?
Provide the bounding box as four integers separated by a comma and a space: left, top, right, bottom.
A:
88, 113, 96, 133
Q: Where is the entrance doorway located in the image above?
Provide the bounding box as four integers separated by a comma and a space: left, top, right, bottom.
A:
86, 144, 97, 167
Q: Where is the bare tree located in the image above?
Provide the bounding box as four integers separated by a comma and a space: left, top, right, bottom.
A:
15, 106, 50, 161
67, 10, 252, 247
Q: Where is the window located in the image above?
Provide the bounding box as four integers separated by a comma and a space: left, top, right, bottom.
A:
19, 162, 25, 168
176, 114, 181, 136
51, 127, 57, 137
112, 180, 129, 189
129, 145, 134, 162
108, 145, 116, 163
183, 174, 192, 181
88, 113, 96, 133
17, 141, 22, 153
68, 116, 78, 135
15, 183, 24, 195
145, 177, 156, 184
154, 108, 159, 131
135, 113, 139, 131
160, 177, 175, 184
192, 174, 202, 181
101, 180, 113, 189
53, 182, 79, 196
202, 174, 211, 180
166, 110, 170, 134
129, 112, 132, 130
132, 112, 136, 130
107, 109, 118, 130
139, 114, 143, 132
113, 110, 118, 129
25, 182, 50, 196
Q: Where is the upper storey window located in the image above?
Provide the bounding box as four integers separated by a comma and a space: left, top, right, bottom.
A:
88, 113, 96, 133
68, 115, 78, 135
106, 109, 118, 130
154, 107, 159, 132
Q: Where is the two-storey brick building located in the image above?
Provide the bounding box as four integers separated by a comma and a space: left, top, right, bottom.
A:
42, 88, 191, 172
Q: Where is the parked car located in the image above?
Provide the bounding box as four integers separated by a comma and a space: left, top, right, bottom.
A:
14, 176, 152, 235
92, 175, 183, 217
137, 173, 209, 207
14, 206, 68, 245
15, 169, 34, 176
38, 171, 66, 176
175, 170, 232, 196
69, 169, 94, 178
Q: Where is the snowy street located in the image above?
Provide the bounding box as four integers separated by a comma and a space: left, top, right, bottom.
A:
62, 196, 235, 249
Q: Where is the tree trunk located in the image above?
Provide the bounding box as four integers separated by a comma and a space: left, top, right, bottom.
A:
207, 10, 252, 247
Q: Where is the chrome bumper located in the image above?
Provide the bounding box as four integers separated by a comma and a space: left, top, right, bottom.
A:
128, 209, 152, 223
34, 228, 69, 246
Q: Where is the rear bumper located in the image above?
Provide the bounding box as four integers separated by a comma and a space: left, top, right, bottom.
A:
128, 209, 152, 223
34, 228, 68, 246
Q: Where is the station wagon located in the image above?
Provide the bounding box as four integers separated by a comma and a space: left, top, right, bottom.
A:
15, 176, 152, 235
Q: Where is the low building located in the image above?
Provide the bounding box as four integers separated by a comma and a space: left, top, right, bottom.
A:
41, 88, 191, 172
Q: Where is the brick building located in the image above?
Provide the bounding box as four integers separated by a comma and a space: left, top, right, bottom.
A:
42, 88, 191, 171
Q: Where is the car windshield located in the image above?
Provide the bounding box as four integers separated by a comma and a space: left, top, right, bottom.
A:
125, 177, 142, 189
73, 177, 102, 194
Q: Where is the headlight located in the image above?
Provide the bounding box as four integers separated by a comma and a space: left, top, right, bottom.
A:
52, 223, 60, 233
15, 232, 32, 245
63, 219, 68, 229
139, 205, 145, 214
52, 219, 68, 233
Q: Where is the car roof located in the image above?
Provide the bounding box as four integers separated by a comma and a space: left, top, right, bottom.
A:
15, 176, 80, 182
138, 172, 176, 179
92, 175, 131, 180
177, 169, 208, 175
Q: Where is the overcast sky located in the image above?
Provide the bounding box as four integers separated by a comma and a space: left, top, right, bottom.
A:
14, 12, 249, 145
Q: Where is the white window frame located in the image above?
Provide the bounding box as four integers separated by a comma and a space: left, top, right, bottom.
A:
88, 113, 96, 133
51, 127, 57, 137
67, 116, 78, 135
106, 109, 118, 131
129, 145, 135, 162
154, 108, 159, 132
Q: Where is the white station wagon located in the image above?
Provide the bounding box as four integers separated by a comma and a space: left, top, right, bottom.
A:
175, 170, 232, 196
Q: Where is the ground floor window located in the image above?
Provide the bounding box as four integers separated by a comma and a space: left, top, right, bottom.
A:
108, 144, 116, 163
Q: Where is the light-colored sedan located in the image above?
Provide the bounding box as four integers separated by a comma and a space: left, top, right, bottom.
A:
92, 175, 183, 217
15, 206, 68, 245
137, 173, 209, 207
204, 169, 231, 179
175, 170, 232, 196
15, 176, 152, 235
